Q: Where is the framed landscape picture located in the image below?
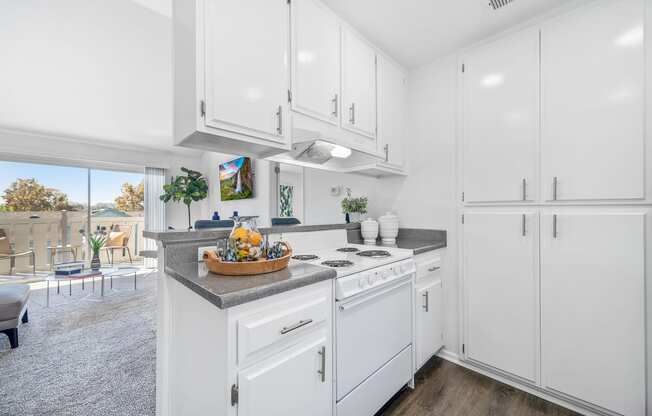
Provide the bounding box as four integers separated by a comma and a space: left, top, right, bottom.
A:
219, 157, 254, 201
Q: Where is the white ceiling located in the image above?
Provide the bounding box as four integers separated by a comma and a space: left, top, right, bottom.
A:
322, 0, 570, 68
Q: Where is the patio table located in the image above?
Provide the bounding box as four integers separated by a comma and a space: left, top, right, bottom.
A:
45, 267, 140, 307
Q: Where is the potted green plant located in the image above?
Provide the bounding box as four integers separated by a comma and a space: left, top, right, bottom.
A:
160, 167, 209, 230
89, 234, 106, 271
341, 188, 368, 223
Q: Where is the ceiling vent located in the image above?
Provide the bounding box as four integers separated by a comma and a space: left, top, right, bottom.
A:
489, 0, 515, 10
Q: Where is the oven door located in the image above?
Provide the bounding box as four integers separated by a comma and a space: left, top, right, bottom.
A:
336, 276, 413, 400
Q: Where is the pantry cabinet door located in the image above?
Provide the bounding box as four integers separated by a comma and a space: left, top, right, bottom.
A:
203, 0, 289, 143
462, 29, 539, 203
291, 0, 340, 124
341, 27, 376, 139
415, 279, 443, 371
377, 55, 406, 169
463, 211, 538, 382
540, 210, 645, 416
541, 0, 644, 201
238, 330, 332, 416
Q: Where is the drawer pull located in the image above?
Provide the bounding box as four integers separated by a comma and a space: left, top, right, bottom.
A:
280, 319, 313, 335
422, 291, 429, 312
427, 266, 440, 272
317, 346, 326, 382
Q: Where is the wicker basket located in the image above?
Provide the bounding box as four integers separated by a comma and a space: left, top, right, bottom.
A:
202, 242, 292, 276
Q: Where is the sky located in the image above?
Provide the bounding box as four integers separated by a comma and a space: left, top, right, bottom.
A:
0, 161, 143, 206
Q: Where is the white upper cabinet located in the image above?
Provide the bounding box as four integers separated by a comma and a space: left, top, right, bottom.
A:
341, 27, 377, 139
463, 211, 538, 382
204, 0, 289, 142
377, 55, 407, 169
291, 0, 340, 124
541, 0, 645, 201
540, 210, 646, 416
462, 29, 539, 203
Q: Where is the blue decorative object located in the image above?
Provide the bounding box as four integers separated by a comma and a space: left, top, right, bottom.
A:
212, 211, 220, 220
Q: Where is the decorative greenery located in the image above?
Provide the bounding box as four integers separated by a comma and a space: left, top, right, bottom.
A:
341, 188, 368, 214
89, 234, 107, 255
160, 167, 209, 230
279, 185, 294, 217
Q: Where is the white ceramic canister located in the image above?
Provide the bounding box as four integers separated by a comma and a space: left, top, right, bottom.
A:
360, 218, 379, 245
378, 212, 399, 244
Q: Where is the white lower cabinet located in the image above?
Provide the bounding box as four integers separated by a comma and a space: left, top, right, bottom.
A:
540, 210, 646, 416
414, 255, 443, 371
238, 329, 331, 416
463, 211, 539, 382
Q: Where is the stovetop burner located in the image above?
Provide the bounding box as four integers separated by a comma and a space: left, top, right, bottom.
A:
292, 254, 319, 261
356, 250, 392, 258
336, 247, 360, 253
322, 260, 354, 268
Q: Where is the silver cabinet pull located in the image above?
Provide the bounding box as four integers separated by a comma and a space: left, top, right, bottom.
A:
331, 94, 338, 117
553, 214, 558, 239
384, 144, 389, 162
349, 103, 355, 124
427, 266, 440, 272
280, 318, 312, 334
422, 291, 429, 312
522, 178, 527, 201
522, 214, 526, 236
552, 177, 558, 201
317, 346, 326, 382
276, 105, 283, 135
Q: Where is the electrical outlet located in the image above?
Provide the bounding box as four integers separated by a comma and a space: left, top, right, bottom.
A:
198, 246, 217, 262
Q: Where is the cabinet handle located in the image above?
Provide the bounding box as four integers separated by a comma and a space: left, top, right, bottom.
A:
331, 94, 338, 117
522, 178, 527, 201
553, 214, 558, 239
276, 105, 283, 135
552, 177, 558, 201
522, 214, 526, 236
280, 318, 312, 334
384, 144, 389, 162
317, 346, 326, 382
349, 103, 355, 124
427, 266, 440, 272
422, 291, 429, 312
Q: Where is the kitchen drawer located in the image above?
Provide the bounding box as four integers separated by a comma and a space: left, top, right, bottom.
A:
416, 256, 441, 280
237, 291, 330, 365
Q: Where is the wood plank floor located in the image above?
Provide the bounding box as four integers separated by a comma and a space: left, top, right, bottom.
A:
378, 357, 580, 416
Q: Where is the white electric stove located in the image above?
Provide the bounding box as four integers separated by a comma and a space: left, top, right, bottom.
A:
291, 242, 416, 416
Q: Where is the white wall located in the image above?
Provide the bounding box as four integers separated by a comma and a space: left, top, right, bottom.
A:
380, 55, 460, 355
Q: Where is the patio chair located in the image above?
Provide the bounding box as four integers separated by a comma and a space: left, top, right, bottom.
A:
0, 229, 35, 275
102, 225, 133, 265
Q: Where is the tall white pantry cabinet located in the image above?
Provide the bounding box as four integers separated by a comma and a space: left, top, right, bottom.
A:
460, 0, 648, 415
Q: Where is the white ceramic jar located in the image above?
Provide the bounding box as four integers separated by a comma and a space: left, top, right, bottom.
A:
378, 212, 399, 244
360, 218, 379, 245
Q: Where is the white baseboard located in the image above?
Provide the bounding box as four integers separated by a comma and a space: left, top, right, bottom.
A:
435, 350, 614, 416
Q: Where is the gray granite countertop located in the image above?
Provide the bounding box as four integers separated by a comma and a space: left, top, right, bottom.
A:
146, 223, 361, 246
347, 228, 446, 255
165, 261, 337, 309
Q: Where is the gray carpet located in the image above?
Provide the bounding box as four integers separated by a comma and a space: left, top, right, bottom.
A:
0, 272, 157, 416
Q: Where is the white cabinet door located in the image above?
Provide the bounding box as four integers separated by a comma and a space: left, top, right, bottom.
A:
463, 211, 538, 382
541, 0, 644, 201
540, 210, 645, 416
341, 28, 376, 139
462, 29, 539, 203
204, 0, 289, 143
415, 279, 443, 371
238, 330, 332, 416
291, 0, 340, 124
377, 55, 406, 169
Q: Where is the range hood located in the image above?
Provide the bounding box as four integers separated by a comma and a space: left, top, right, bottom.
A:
267, 122, 384, 171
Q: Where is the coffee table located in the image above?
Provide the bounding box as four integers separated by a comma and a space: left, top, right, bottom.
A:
45, 267, 140, 307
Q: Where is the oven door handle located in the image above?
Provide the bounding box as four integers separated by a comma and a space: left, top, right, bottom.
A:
338, 277, 412, 312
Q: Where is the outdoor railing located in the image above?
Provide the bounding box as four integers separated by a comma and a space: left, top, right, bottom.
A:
0, 211, 145, 273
